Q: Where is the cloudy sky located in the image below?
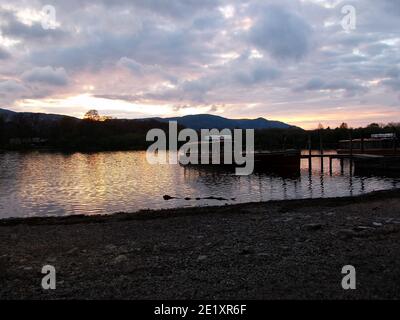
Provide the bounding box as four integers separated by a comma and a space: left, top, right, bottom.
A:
0, 0, 399, 129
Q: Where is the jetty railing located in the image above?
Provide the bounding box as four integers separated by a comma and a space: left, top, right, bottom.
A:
304, 131, 398, 175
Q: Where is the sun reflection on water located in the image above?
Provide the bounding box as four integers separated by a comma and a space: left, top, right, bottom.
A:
0, 150, 399, 218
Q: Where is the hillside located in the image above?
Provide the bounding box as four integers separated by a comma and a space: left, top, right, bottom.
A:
1, 108, 295, 130
154, 114, 295, 130
0, 108, 78, 122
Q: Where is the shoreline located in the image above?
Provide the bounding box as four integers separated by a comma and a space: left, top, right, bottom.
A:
1, 188, 400, 225
1, 189, 400, 299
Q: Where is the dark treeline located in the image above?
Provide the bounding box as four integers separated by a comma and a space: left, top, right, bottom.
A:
0, 114, 176, 151
0, 112, 399, 151
256, 123, 400, 150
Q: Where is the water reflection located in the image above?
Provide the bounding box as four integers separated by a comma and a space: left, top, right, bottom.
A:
0, 150, 399, 218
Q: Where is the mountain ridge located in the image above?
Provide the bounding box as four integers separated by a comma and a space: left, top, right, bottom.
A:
152, 114, 297, 130
0, 108, 78, 122
0, 108, 298, 130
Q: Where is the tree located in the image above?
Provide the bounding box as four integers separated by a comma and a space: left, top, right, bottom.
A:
387, 122, 400, 129
367, 123, 381, 129
84, 110, 101, 121
83, 110, 114, 122
339, 122, 349, 129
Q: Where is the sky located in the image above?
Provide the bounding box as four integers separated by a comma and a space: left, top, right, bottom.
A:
0, 0, 399, 129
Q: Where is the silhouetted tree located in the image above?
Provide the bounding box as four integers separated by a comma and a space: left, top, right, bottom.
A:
367, 123, 381, 129
84, 110, 101, 121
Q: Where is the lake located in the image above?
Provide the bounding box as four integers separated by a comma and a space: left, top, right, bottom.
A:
0, 150, 399, 219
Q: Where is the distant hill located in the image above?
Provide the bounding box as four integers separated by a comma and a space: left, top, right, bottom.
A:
0, 108, 297, 130
0, 108, 78, 122
0, 108, 306, 151
0, 108, 16, 121
152, 114, 296, 130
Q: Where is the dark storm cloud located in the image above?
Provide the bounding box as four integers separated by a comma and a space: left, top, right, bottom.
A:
0, 0, 399, 127
0, 80, 26, 93
46, 0, 220, 19
21, 66, 69, 86
93, 94, 141, 102
122, 0, 220, 19
0, 47, 11, 60
233, 65, 280, 85
381, 67, 400, 91
295, 78, 368, 96
29, 20, 216, 71
248, 5, 313, 61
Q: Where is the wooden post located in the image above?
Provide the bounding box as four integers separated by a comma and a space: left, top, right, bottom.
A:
340, 158, 344, 175
319, 130, 324, 172
319, 130, 324, 155
308, 134, 312, 171
349, 130, 353, 174
361, 133, 365, 154
329, 156, 333, 175
349, 130, 353, 157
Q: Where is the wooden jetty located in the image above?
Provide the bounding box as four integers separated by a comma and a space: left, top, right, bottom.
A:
301, 153, 387, 174
179, 132, 400, 174
353, 155, 400, 173
180, 149, 301, 171
338, 133, 398, 156
303, 131, 400, 174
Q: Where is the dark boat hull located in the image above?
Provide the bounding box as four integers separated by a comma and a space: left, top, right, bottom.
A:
354, 156, 400, 173
180, 150, 301, 174
338, 149, 400, 156
253, 150, 301, 170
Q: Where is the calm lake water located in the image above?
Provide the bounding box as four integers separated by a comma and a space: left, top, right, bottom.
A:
0, 150, 399, 219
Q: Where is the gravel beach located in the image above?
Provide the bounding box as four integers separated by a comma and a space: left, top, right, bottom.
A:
1, 189, 400, 300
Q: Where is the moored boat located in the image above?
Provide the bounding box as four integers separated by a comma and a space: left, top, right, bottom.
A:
179, 144, 301, 172
337, 133, 399, 155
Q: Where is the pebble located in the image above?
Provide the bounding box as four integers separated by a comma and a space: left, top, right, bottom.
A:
67, 247, 78, 255
257, 253, 269, 257
197, 255, 207, 261
240, 248, 254, 255
337, 229, 357, 239
113, 255, 128, 264
304, 223, 323, 231
353, 226, 373, 232
105, 244, 117, 251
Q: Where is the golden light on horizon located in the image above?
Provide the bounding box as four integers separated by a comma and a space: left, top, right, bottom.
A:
10, 94, 400, 130
276, 108, 400, 129
14, 94, 173, 118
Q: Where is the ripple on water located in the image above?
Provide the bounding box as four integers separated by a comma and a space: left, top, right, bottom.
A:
0, 150, 399, 218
